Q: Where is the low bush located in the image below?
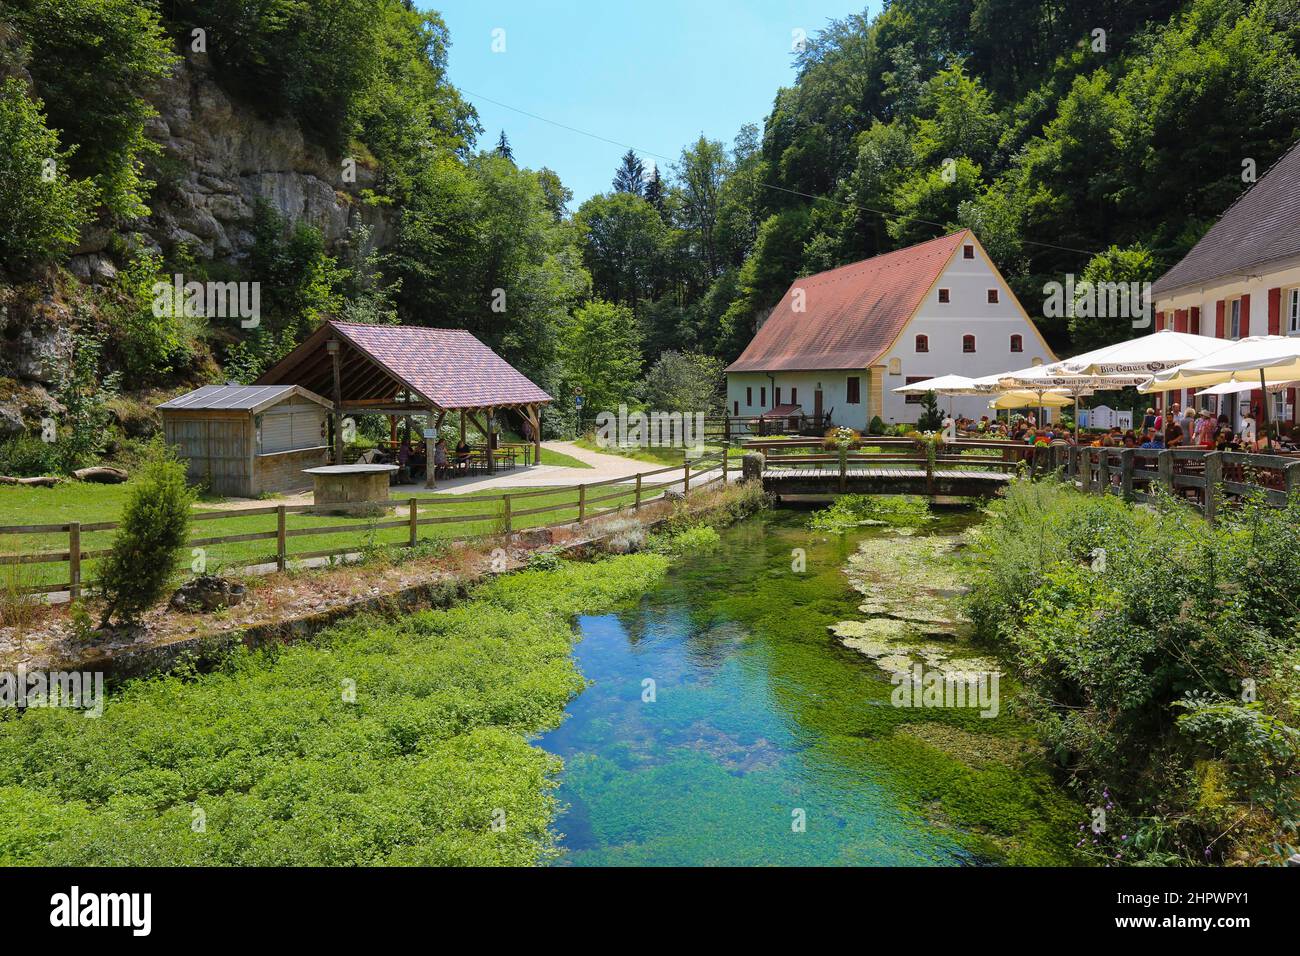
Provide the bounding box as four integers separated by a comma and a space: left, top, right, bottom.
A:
0, 434, 58, 477
965, 479, 1300, 864
96, 445, 195, 627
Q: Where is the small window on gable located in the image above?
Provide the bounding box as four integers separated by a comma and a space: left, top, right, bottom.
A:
846, 376, 861, 404
938, 288, 951, 304
760, 386, 766, 407
915, 334, 929, 352
962, 334, 976, 353
746, 386, 752, 406
963, 244, 974, 259
775, 387, 782, 406
987, 289, 999, 304
733, 400, 739, 416
790, 387, 798, 405
888, 358, 902, 376
1010, 334, 1023, 353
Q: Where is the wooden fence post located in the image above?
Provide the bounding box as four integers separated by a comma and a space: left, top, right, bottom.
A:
1157, 451, 1174, 494
839, 446, 847, 493
683, 460, 690, 493
276, 506, 287, 572
408, 498, 418, 548
1098, 450, 1110, 492
1285, 461, 1300, 501
1120, 448, 1135, 501
68, 522, 81, 602
1203, 452, 1222, 523
722, 449, 728, 483
502, 494, 512, 533
578, 484, 586, 523
634, 474, 642, 510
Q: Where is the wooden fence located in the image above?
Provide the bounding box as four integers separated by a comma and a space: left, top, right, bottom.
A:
1066, 446, 1300, 520
0, 455, 729, 600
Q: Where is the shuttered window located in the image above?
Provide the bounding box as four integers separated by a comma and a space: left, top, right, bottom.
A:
259, 406, 326, 454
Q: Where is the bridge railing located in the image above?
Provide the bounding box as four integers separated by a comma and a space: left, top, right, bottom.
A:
743, 437, 1042, 472
1066, 446, 1300, 520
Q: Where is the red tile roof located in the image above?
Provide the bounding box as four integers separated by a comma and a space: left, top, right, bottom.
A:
256, 321, 552, 410
726, 231, 969, 373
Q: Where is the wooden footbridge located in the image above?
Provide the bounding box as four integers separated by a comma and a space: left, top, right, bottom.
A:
746, 438, 1036, 499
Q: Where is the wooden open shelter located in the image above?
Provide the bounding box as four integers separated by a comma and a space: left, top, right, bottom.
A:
255, 320, 552, 487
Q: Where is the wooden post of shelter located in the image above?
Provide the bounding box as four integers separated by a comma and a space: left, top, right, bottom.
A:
486, 407, 496, 474
327, 338, 343, 465
425, 406, 436, 488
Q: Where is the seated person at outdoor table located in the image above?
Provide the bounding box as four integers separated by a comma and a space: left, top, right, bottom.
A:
434, 438, 449, 477
1139, 429, 1164, 449
455, 438, 470, 469
1165, 424, 1184, 448
1213, 428, 1237, 451
396, 439, 412, 482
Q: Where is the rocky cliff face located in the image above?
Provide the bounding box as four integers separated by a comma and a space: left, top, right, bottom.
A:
114, 53, 393, 268
3, 53, 395, 436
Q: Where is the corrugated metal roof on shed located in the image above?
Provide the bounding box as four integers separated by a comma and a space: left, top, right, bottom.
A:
158, 384, 331, 413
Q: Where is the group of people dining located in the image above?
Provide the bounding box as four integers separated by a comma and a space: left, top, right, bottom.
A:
1089, 402, 1297, 453
955, 404, 1300, 453
383, 436, 473, 482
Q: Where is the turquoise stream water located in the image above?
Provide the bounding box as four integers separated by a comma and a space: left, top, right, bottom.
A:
538, 508, 1079, 866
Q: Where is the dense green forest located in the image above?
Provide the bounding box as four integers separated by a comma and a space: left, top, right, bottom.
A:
3, 0, 1300, 448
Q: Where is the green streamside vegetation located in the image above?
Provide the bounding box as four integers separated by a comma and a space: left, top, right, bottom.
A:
0, 554, 680, 865
965, 480, 1300, 865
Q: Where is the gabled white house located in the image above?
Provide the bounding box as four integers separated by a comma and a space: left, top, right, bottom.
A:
1151, 138, 1300, 431
725, 230, 1055, 429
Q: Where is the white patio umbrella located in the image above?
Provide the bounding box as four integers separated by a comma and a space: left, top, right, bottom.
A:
994, 364, 1117, 439
1052, 329, 1233, 377
1195, 379, 1297, 396
891, 374, 992, 395
1141, 336, 1300, 450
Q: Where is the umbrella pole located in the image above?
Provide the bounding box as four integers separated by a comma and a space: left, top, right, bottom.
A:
1073, 395, 1080, 443
1260, 368, 1272, 453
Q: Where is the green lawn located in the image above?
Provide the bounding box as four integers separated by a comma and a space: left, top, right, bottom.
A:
534, 445, 591, 468
573, 437, 742, 467
0, 479, 663, 592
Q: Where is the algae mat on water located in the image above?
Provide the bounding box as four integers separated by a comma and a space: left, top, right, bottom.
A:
542, 509, 1086, 866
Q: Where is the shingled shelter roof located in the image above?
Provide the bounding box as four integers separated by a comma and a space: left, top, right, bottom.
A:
726, 230, 970, 373
1152, 139, 1300, 297
254, 321, 552, 411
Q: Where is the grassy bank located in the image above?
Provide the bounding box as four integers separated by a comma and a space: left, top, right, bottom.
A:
0, 553, 677, 865
963, 479, 1300, 865
0, 480, 770, 865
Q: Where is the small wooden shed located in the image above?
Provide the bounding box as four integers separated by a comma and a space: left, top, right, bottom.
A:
158, 384, 331, 497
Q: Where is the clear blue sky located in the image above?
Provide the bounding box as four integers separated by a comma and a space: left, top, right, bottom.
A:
423, 1, 875, 208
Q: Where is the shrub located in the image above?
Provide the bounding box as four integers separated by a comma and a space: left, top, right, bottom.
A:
0, 434, 58, 477
965, 479, 1300, 863
96, 446, 195, 627
868, 415, 885, 436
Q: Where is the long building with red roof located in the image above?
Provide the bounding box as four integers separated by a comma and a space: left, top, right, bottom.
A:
725, 230, 1055, 429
